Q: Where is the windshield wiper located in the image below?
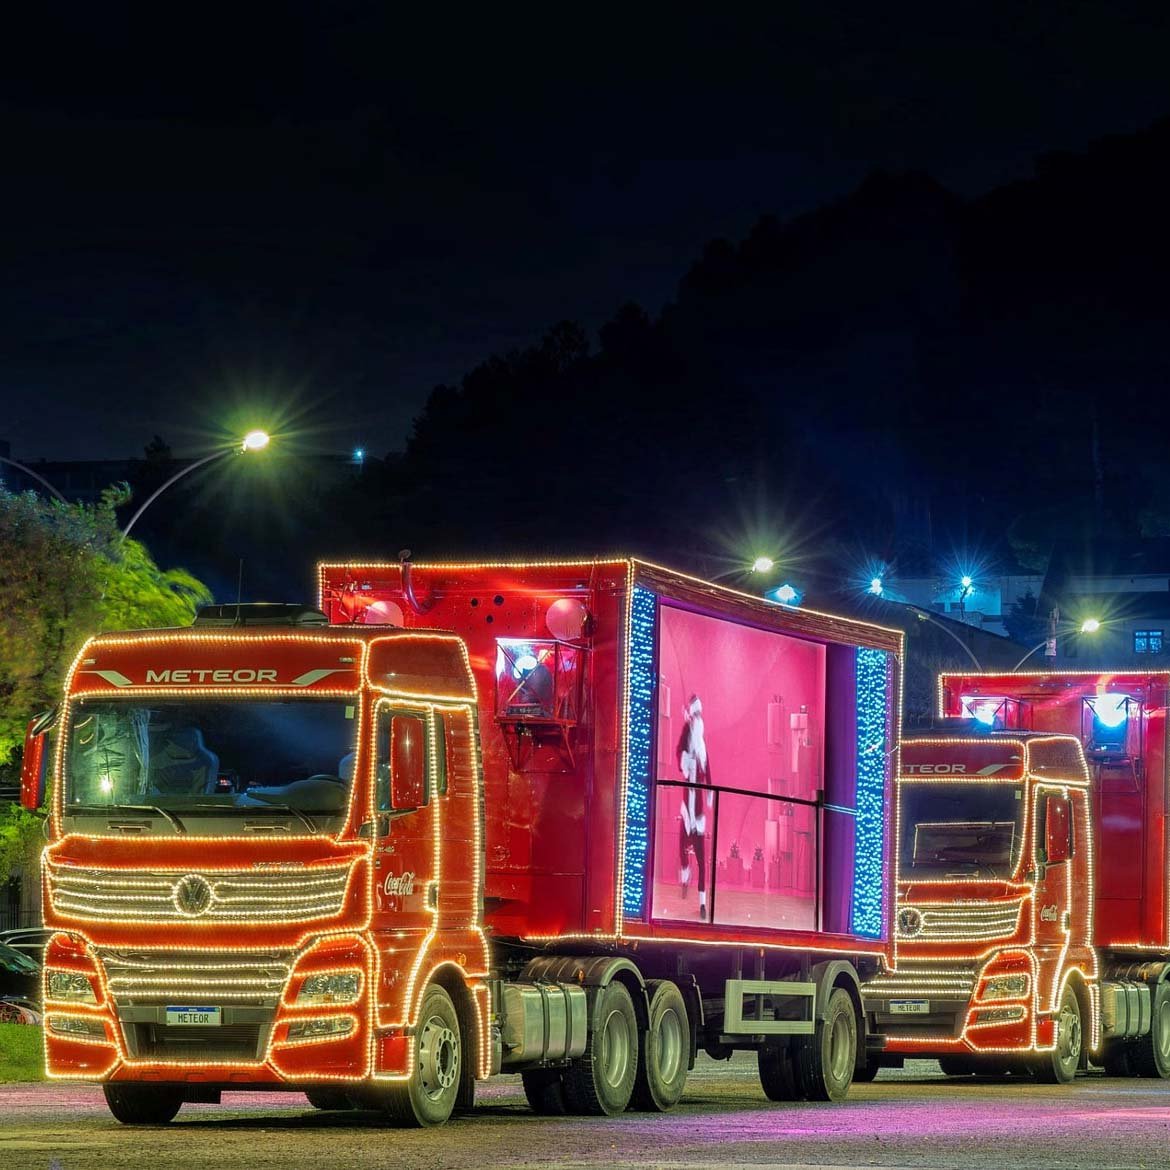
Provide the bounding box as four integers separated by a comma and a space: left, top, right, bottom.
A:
69, 803, 187, 834
239, 802, 319, 833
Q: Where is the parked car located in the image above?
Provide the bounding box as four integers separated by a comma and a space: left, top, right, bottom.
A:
0, 927, 54, 965
0, 941, 40, 1010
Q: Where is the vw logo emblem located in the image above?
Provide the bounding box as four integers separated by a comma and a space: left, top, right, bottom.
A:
173, 874, 214, 917
897, 907, 924, 937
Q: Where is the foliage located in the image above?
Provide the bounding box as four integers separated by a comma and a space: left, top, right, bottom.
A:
0, 485, 212, 765
0, 804, 43, 884
0, 1022, 45, 1082
1003, 589, 1047, 649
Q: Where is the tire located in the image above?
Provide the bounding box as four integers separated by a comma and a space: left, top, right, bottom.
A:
103, 1083, 183, 1125
563, 981, 638, 1116
379, 982, 463, 1126
305, 1088, 353, 1111
852, 1056, 881, 1082
1102, 1042, 1135, 1077
1132, 982, 1170, 1079
799, 986, 858, 1102
1033, 983, 1082, 1084
758, 1042, 805, 1100
631, 979, 689, 1111
938, 1056, 976, 1077
521, 1068, 567, 1115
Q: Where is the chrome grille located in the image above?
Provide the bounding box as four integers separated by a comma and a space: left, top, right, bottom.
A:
98, 949, 293, 1007
864, 963, 977, 1002
47, 863, 352, 924
896, 900, 1024, 942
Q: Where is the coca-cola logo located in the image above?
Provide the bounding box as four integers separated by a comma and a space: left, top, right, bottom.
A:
383, 871, 416, 898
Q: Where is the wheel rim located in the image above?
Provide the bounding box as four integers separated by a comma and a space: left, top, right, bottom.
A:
418, 1013, 460, 1102
600, 1007, 631, 1088
1156, 998, 1170, 1064
656, 1007, 684, 1085
827, 1010, 853, 1083
1057, 995, 1082, 1075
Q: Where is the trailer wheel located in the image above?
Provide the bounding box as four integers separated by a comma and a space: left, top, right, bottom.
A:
564, 980, 638, 1115
631, 979, 688, 1111
852, 1056, 881, 1082
758, 1042, 804, 1100
379, 982, 463, 1126
521, 1069, 567, 1114
1132, 983, 1170, 1079
304, 1088, 353, 1110
103, 1084, 184, 1125
800, 987, 858, 1101
1034, 984, 1082, 1084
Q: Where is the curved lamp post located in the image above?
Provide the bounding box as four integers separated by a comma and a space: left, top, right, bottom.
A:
120, 430, 270, 540
1011, 618, 1101, 672
0, 455, 68, 503
897, 602, 985, 671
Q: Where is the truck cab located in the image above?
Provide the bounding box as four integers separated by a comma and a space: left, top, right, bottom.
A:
864, 733, 1096, 1082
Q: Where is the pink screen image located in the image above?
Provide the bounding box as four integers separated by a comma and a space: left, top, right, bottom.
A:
652, 603, 826, 931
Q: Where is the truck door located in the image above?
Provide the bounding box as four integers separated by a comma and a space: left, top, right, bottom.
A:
372, 703, 443, 930
1034, 789, 1075, 1016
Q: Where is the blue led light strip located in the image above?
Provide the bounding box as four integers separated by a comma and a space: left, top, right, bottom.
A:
622, 585, 656, 920
852, 646, 891, 938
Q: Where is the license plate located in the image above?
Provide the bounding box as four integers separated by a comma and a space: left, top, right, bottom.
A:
889, 1000, 929, 1015
166, 1006, 222, 1026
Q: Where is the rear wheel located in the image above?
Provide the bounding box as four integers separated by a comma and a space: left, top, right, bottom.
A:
1033, 984, 1082, 1084
1102, 1042, 1135, 1077
1132, 983, 1170, 1078
305, 1088, 353, 1111
521, 1068, 567, 1114
758, 1042, 804, 1100
852, 1056, 881, 1082
938, 1056, 977, 1077
103, 1084, 184, 1125
799, 987, 858, 1101
632, 979, 689, 1111
564, 981, 638, 1116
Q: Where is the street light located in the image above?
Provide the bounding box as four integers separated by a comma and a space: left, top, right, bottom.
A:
1011, 618, 1102, 672
120, 431, 270, 540
0, 455, 68, 503
893, 602, 984, 671
751, 555, 775, 573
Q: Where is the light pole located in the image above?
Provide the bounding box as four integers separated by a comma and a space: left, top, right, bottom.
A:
120, 430, 270, 540
0, 455, 68, 503
895, 602, 985, 671
1011, 618, 1102, 672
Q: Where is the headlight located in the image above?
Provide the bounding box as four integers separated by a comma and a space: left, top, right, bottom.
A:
981, 973, 1029, 1001
48, 971, 97, 1003
296, 972, 360, 1005
288, 1017, 354, 1039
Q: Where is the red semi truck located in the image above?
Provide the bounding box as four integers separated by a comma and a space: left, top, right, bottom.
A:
863, 670, 1170, 1081
23, 558, 902, 1125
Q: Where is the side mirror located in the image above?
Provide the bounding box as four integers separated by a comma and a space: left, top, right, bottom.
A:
389, 714, 427, 811
1044, 795, 1072, 865
20, 710, 56, 811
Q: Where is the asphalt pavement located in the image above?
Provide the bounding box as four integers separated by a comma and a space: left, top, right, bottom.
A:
3, 1056, 1169, 1170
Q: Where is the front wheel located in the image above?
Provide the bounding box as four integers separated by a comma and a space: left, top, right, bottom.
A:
564, 981, 638, 1115
631, 979, 689, 1111
380, 982, 463, 1126
1034, 984, 1082, 1084
305, 1088, 353, 1111
103, 1084, 184, 1125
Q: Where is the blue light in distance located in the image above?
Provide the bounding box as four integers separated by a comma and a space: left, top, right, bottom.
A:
852, 647, 891, 939
767, 582, 803, 606
622, 585, 656, 921
868, 576, 884, 596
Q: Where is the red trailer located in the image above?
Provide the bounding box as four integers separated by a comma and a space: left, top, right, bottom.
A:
865, 670, 1170, 1080
23, 557, 902, 1125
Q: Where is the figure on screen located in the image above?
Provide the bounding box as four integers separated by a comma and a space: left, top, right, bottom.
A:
677, 694, 714, 920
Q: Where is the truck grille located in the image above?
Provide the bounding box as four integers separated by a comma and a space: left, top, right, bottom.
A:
98, 949, 293, 1007
125, 1023, 266, 1062
863, 962, 977, 1002
47, 863, 352, 924
897, 900, 1024, 942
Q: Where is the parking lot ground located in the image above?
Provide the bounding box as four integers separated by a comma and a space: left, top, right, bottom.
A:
3, 1056, 1170, 1170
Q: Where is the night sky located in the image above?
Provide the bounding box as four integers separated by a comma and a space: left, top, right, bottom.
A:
4, 4, 1170, 463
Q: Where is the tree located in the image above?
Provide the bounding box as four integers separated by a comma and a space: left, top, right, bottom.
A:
0, 484, 212, 766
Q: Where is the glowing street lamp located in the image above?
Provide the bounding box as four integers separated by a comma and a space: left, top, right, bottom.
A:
1080, 618, 1101, 634
868, 576, 884, 597
1011, 617, 1104, 672
751, 555, 775, 574
120, 430, 271, 540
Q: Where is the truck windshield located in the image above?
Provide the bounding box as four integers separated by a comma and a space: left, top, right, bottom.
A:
64, 699, 357, 825
899, 781, 1026, 879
